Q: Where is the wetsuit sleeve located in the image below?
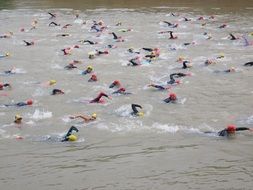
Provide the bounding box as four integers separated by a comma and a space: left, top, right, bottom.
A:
16, 102, 27, 107
218, 129, 227, 136
235, 127, 250, 131
131, 104, 142, 113
163, 98, 171, 103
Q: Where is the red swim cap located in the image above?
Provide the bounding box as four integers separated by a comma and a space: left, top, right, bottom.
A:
119, 87, 126, 92
113, 80, 120, 85
227, 125, 236, 133
169, 93, 177, 100
0, 83, 3, 89
26, 99, 33, 105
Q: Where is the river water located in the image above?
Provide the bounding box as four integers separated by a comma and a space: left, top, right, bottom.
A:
0, 1, 253, 190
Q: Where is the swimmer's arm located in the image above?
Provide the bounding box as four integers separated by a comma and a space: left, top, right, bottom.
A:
235, 127, 251, 131
70, 115, 90, 122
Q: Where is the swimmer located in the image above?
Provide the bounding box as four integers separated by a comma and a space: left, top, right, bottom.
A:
82, 66, 93, 75
218, 24, 227, 29
62, 24, 72, 29
197, 16, 204, 20
88, 52, 95, 59
14, 114, 22, 124
88, 74, 98, 82
128, 56, 141, 66
56, 33, 70, 37
183, 17, 191, 21
242, 36, 253, 46
167, 73, 189, 84
4, 67, 16, 74
169, 31, 178, 39
128, 48, 140, 54
163, 93, 177, 103
64, 63, 77, 70
0, 52, 10, 58
61, 126, 79, 142
109, 80, 121, 88
69, 113, 97, 122
51, 89, 64, 95
4, 99, 33, 107
79, 40, 98, 45
229, 33, 238, 40
49, 22, 60, 26
23, 40, 34, 46
118, 28, 133, 32
89, 92, 111, 103
61, 48, 71, 55
204, 59, 216, 66
111, 32, 119, 40
0, 83, 11, 90
0, 31, 13, 38
162, 21, 173, 26
131, 104, 144, 117
48, 12, 56, 19
148, 84, 170, 90
30, 20, 38, 30
214, 67, 236, 73
111, 32, 124, 42
95, 49, 109, 55
217, 125, 253, 137
112, 87, 132, 95
244, 61, 253, 66
182, 61, 192, 69
107, 44, 117, 49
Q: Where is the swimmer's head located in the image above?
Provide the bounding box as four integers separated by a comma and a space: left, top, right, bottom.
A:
5, 52, 10, 56
169, 93, 177, 101
91, 113, 97, 119
229, 67, 236, 72
87, 66, 93, 72
137, 112, 144, 117
49, 80, 56, 85
26, 99, 33, 105
226, 125, 236, 134
0, 83, 3, 89
109, 80, 120, 88
88, 52, 95, 59
90, 74, 97, 81
68, 134, 77, 141
177, 56, 185, 62
14, 114, 22, 123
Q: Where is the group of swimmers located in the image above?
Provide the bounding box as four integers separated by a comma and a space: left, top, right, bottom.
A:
1, 10, 253, 142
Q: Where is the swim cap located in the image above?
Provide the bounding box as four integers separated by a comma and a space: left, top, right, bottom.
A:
26, 99, 33, 105
169, 93, 177, 101
49, 80, 56, 85
113, 80, 120, 85
15, 114, 22, 120
5, 52, 10, 56
91, 113, 97, 119
87, 66, 93, 70
227, 125, 236, 133
137, 112, 144, 117
68, 134, 77, 141
0, 83, 3, 89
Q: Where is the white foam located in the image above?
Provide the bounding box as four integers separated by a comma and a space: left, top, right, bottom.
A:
27, 109, 52, 120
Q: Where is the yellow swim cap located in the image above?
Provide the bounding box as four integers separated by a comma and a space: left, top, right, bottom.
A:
68, 134, 77, 141
87, 66, 93, 70
249, 32, 253, 36
15, 114, 22, 120
49, 80, 56, 85
91, 113, 97, 119
5, 52, 10, 56
137, 112, 144, 117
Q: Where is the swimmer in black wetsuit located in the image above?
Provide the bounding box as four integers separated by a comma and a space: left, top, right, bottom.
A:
112, 32, 119, 40
163, 21, 172, 26
229, 33, 238, 40
148, 84, 170, 90
89, 92, 111, 103
131, 104, 143, 116
182, 61, 192, 69
64, 63, 77, 70
51, 89, 64, 95
128, 57, 141, 66
169, 31, 177, 39
88, 74, 98, 82
167, 73, 188, 84
112, 87, 131, 95
49, 22, 60, 26
4, 99, 33, 107
244, 61, 253, 66
163, 93, 177, 103
109, 80, 121, 88
216, 125, 253, 137
48, 12, 56, 19
61, 126, 79, 142
79, 40, 97, 45
23, 40, 34, 46
82, 66, 93, 75
0, 83, 11, 90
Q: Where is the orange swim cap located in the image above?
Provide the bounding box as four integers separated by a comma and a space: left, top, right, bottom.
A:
169, 93, 177, 101
227, 125, 236, 133
26, 99, 33, 105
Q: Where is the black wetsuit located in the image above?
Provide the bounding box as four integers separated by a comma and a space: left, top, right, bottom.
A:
81, 40, 96, 45
182, 61, 190, 69
112, 32, 118, 39
150, 84, 166, 90
218, 127, 250, 137
244, 62, 253, 66
49, 22, 60, 26
61, 126, 79, 142
129, 58, 140, 66
23, 40, 34, 46
229, 33, 237, 40
64, 64, 77, 70
142, 48, 153, 52
131, 104, 142, 116
4, 102, 28, 107
90, 92, 109, 103
52, 89, 64, 95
